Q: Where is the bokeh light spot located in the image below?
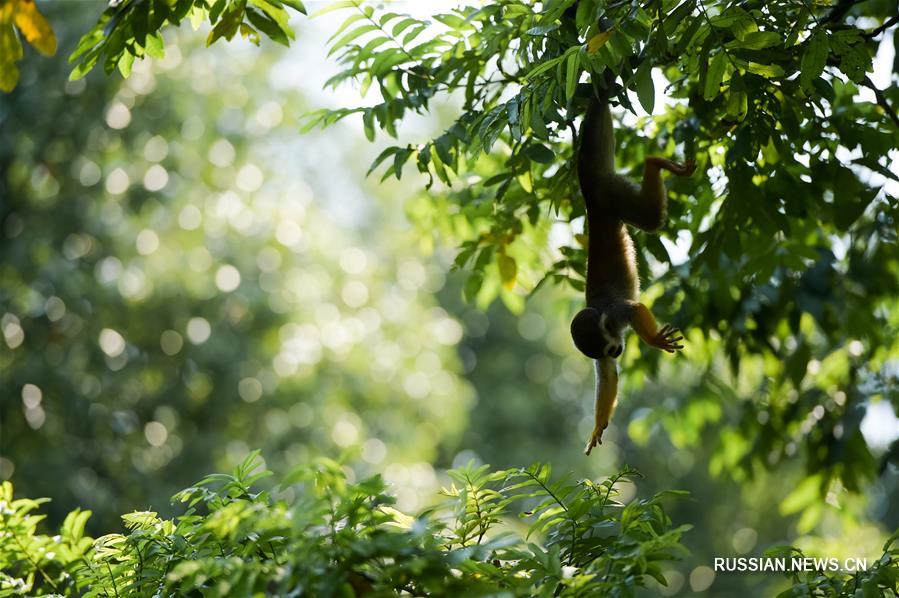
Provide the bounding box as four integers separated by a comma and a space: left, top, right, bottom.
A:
136, 229, 160, 255
689, 566, 715, 592
143, 164, 169, 192
339, 247, 367, 274
732, 528, 758, 554
143, 135, 169, 162
99, 328, 126, 357
2, 313, 25, 349
105, 102, 131, 129
236, 164, 264, 192
105, 168, 130, 195
186, 317, 211, 344
144, 421, 168, 447
341, 281, 369, 308
216, 265, 241, 292
21, 384, 42, 409
238, 377, 263, 403
79, 161, 102, 186
209, 139, 235, 167
178, 204, 202, 230
160, 330, 184, 355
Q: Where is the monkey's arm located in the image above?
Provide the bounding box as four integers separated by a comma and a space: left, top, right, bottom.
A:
585, 356, 618, 455
630, 303, 684, 353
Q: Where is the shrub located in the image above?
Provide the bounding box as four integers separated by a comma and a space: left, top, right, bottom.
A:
0, 451, 895, 596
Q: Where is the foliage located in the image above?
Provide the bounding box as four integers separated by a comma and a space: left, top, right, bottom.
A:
0, 0, 57, 91
2, 2, 898, 595
0, 451, 697, 597
68, 0, 305, 81
52, 0, 899, 500
764, 540, 899, 598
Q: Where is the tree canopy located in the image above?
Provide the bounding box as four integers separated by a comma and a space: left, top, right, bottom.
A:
1, 1, 898, 596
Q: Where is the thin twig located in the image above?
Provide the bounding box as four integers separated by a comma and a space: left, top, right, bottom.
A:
864, 14, 899, 39
862, 76, 899, 130
823, 0, 862, 25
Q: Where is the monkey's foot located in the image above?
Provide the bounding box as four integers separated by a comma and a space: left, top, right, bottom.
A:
584, 425, 607, 456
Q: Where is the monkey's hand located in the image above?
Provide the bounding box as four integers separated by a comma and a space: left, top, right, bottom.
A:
631, 303, 685, 354
584, 424, 606, 456
651, 324, 685, 353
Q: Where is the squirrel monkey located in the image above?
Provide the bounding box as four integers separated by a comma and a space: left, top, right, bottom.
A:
571, 89, 695, 455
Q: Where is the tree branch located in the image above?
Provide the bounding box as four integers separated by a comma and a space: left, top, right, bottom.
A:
864, 14, 899, 39
823, 0, 862, 25
863, 76, 899, 130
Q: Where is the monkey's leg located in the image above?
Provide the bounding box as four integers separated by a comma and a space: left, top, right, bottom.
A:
585, 356, 619, 455
617, 157, 696, 232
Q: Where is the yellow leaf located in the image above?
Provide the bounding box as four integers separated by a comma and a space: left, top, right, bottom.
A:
0, 23, 22, 92
587, 29, 613, 54
13, 0, 57, 56
498, 254, 517, 290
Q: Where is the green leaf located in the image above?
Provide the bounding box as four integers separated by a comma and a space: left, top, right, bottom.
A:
525, 23, 559, 36
280, 0, 306, 14
709, 8, 757, 37
524, 144, 554, 164
745, 61, 784, 78
207, 4, 244, 46
634, 60, 654, 113
725, 73, 747, 119
246, 7, 290, 46
704, 52, 727, 100
464, 271, 484, 302
328, 24, 378, 56
249, 0, 295, 41
726, 31, 781, 50
117, 50, 134, 77
564, 50, 579, 103
800, 33, 828, 92
392, 17, 420, 37
145, 32, 164, 58
313, 0, 356, 17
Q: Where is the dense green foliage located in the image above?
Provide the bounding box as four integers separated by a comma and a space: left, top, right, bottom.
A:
1, 453, 696, 596
2, 1, 898, 595
3, 452, 896, 597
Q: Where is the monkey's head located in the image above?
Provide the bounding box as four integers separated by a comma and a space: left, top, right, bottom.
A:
570, 308, 624, 359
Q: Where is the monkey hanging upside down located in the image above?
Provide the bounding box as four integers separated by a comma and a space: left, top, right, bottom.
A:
570, 90, 695, 455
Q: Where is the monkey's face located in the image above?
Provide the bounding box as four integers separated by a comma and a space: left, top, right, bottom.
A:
598, 312, 624, 357
570, 308, 624, 359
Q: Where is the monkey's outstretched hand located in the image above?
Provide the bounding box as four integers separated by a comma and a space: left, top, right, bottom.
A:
584, 425, 606, 456
651, 324, 684, 353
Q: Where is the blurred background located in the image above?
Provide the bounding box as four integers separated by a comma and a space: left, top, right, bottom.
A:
1, 2, 897, 596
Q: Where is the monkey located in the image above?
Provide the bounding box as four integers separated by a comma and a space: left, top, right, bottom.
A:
571, 86, 695, 455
